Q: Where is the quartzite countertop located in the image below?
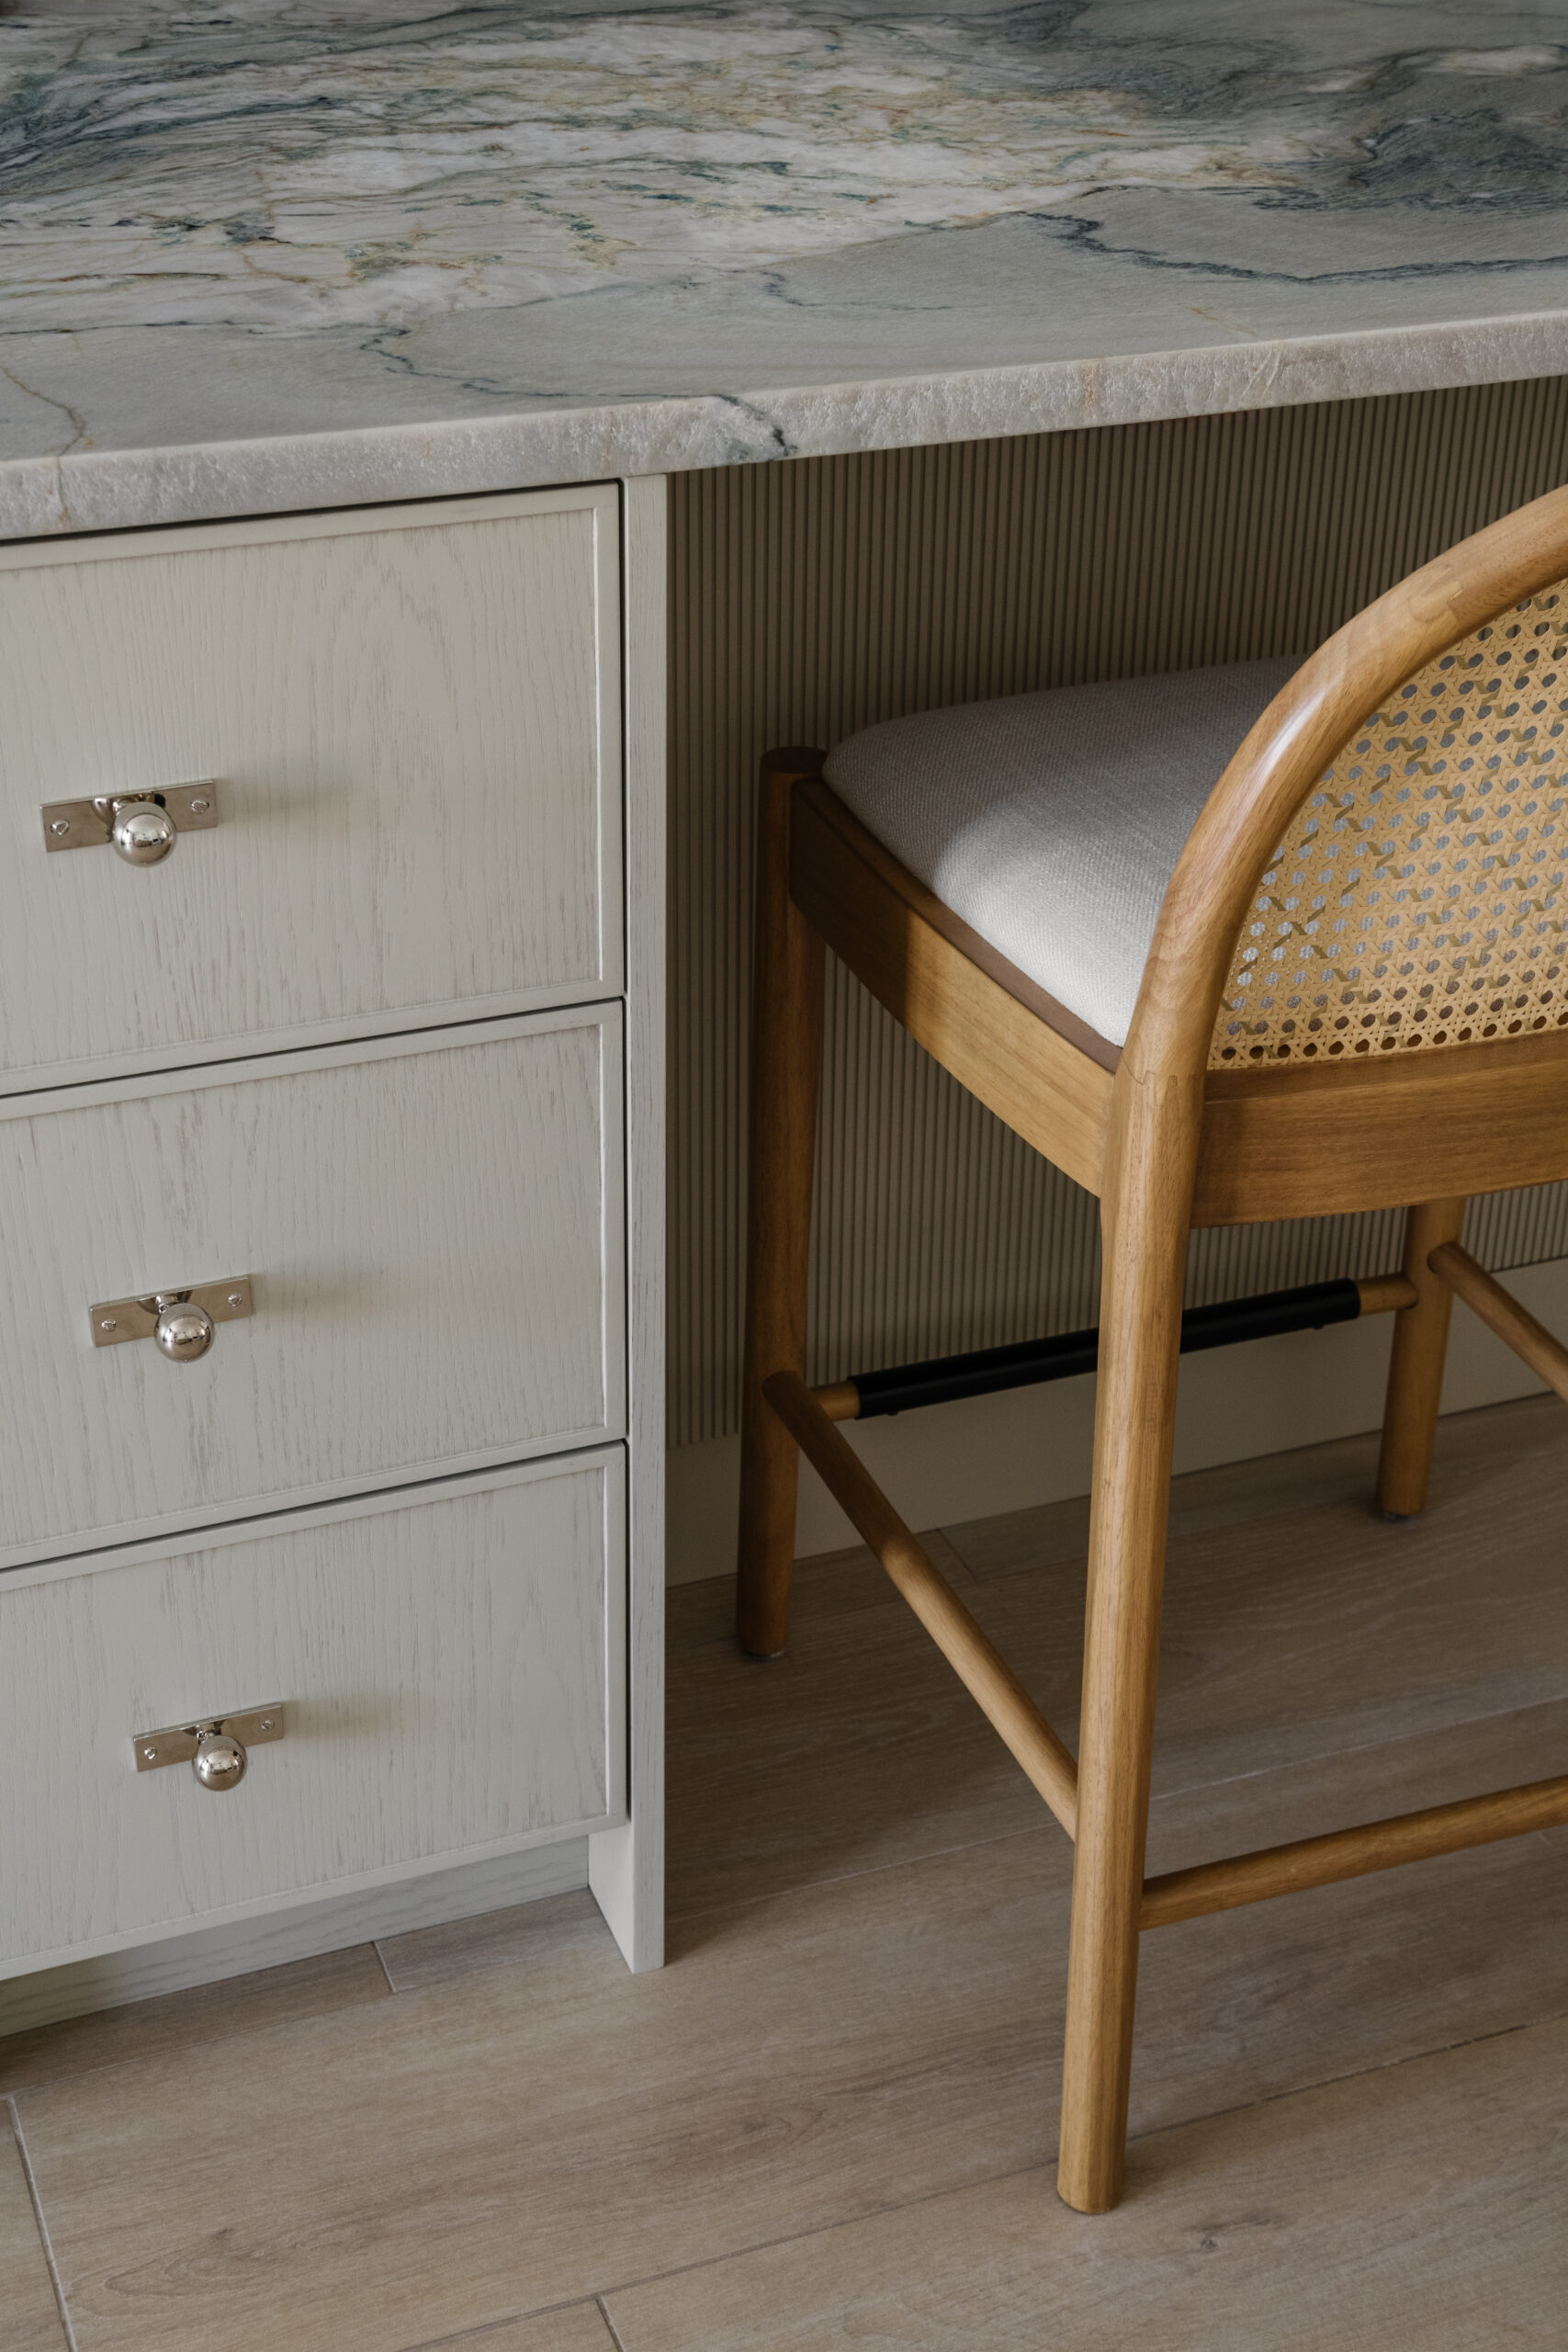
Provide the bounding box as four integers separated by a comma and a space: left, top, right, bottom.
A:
4, 0, 1568, 537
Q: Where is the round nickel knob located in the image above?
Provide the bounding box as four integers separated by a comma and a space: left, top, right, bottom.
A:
110, 798, 177, 865
154, 1298, 214, 1363
192, 1728, 247, 1792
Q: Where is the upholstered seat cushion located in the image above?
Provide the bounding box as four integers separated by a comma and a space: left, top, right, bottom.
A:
822, 657, 1297, 1049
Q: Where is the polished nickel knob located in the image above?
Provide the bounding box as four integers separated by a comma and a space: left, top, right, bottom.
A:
91, 1274, 253, 1355
153, 1293, 214, 1363
109, 796, 177, 865
192, 1727, 247, 1792
43, 782, 220, 858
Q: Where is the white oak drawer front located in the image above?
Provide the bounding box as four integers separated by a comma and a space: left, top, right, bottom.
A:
0, 487, 621, 1091
0, 1012, 624, 1567
0, 1454, 626, 1974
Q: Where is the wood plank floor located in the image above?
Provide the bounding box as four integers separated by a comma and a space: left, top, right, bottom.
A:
2, 1395, 1564, 2352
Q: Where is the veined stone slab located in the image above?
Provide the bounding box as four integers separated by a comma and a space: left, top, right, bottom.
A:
3, 0, 1568, 532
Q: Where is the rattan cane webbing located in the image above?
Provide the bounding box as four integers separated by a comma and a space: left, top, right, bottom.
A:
1211, 582, 1568, 1068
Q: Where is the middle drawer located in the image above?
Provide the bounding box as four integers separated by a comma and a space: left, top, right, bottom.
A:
0, 1008, 623, 1568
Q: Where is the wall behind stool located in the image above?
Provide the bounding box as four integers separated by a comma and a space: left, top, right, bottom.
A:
668, 380, 1568, 1464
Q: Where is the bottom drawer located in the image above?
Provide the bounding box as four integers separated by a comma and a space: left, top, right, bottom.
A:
0, 1452, 625, 1974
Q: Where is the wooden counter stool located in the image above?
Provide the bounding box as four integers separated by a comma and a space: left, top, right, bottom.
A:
736, 485, 1568, 2213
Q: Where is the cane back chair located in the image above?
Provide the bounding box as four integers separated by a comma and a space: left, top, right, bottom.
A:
736, 484, 1568, 2212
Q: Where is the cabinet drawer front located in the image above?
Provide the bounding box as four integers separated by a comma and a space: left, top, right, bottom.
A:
0, 1454, 625, 1973
0, 488, 621, 1091
0, 1012, 624, 1566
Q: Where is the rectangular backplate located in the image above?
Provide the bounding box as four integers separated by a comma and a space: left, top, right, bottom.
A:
41, 782, 220, 853
90, 1275, 254, 1349
133, 1703, 287, 1772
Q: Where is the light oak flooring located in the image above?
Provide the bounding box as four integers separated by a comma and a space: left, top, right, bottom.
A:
3, 1395, 1565, 2351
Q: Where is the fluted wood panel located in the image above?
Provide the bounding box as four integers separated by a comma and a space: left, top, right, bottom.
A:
669, 381, 1568, 1447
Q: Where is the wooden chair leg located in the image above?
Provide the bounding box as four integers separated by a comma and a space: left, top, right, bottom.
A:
1058, 1079, 1195, 2213
736, 754, 827, 1657
1377, 1197, 1468, 1519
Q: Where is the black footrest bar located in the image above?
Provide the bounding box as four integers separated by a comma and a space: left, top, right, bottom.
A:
846, 1278, 1370, 1420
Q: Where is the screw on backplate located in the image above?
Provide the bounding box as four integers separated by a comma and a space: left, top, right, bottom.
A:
143, 1747, 157, 1761
228, 1292, 244, 1308
100, 1317, 117, 1333
50, 820, 71, 837
189, 795, 211, 815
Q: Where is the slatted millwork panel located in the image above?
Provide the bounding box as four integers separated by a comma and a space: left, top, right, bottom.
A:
669, 379, 1568, 1446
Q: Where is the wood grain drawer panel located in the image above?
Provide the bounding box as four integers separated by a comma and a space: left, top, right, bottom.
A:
0, 487, 621, 1091
0, 1011, 624, 1568
0, 1453, 626, 1974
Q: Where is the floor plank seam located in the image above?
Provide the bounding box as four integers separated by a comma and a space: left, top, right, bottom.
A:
6, 2092, 78, 2352
372, 1939, 398, 1995
597, 2292, 631, 2351
568, 2160, 1056, 2315
568, 2013, 1568, 2319
1147, 1692, 1568, 1811
396, 2290, 623, 2351
1123, 2004, 1568, 2157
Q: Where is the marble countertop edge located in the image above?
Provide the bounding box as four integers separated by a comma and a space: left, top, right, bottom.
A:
4, 308, 1566, 546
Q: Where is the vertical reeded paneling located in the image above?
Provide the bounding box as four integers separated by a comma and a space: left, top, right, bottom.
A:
669, 380, 1568, 1447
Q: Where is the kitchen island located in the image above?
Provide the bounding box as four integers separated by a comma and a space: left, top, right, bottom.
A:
5, 0, 1568, 2022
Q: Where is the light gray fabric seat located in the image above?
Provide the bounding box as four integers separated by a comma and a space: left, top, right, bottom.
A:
822, 657, 1297, 1050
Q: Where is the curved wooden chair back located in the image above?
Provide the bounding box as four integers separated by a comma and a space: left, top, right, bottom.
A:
1133, 482, 1568, 1092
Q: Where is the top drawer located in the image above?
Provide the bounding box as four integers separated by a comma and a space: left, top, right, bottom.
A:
0, 487, 621, 1092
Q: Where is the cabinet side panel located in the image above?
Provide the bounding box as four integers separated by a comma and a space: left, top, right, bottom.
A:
590, 472, 667, 1972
